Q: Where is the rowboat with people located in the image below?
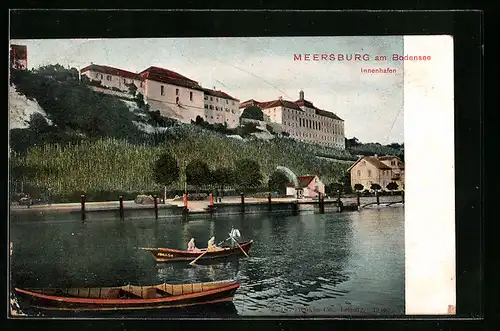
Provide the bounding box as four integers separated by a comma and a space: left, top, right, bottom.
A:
140, 228, 253, 264
14, 280, 240, 312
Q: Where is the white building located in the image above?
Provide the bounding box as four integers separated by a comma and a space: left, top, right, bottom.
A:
202, 88, 240, 128
80, 64, 144, 94
240, 91, 346, 149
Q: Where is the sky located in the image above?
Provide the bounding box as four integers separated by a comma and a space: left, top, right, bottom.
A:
10, 37, 404, 144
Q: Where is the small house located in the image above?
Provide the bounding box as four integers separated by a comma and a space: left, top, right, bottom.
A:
286, 175, 325, 199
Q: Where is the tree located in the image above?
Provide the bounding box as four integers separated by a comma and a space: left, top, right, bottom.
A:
241, 105, 264, 121
126, 82, 138, 96
354, 183, 364, 192
153, 152, 180, 201
186, 159, 212, 192
370, 183, 382, 192
326, 182, 343, 196
268, 171, 290, 195
211, 167, 235, 197
386, 181, 399, 194
234, 159, 262, 191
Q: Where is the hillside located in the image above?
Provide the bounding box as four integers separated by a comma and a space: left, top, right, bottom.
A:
9, 65, 403, 202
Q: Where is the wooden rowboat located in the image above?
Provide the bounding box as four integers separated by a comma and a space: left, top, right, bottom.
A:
14, 280, 240, 311
140, 240, 253, 263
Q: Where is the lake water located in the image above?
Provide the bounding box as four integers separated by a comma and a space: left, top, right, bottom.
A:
9, 207, 405, 317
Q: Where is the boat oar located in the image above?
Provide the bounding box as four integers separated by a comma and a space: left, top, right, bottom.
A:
189, 250, 208, 265
231, 236, 249, 258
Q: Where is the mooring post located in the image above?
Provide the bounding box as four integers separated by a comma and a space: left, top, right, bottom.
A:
376, 191, 380, 206
319, 193, 325, 214
268, 193, 272, 212
209, 192, 214, 215
240, 192, 245, 213
153, 195, 158, 220
401, 190, 405, 204
80, 194, 86, 222
119, 196, 124, 220
337, 190, 341, 212
183, 193, 188, 214
292, 200, 299, 216
356, 191, 361, 208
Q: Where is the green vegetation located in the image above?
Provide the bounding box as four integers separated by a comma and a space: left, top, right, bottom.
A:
9, 64, 404, 202
268, 171, 290, 195
241, 105, 264, 121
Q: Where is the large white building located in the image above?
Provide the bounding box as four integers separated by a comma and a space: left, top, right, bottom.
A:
80, 64, 145, 94
80, 64, 239, 126
202, 88, 240, 129
240, 91, 345, 149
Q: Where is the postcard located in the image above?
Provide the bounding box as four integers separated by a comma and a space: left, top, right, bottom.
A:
8, 35, 455, 318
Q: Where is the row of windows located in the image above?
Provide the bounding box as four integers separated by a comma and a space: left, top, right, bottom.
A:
160, 86, 194, 102
204, 105, 236, 113
283, 120, 342, 135
284, 130, 343, 143
205, 115, 237, 123
356, 169, 393, 177
204, 95, 236, 105
94, 73, 143, 87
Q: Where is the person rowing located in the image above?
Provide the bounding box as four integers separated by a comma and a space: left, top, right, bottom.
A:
207, 236, 223, 252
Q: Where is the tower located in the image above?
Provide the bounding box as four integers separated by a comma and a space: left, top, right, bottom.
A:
299, 90, 304, 100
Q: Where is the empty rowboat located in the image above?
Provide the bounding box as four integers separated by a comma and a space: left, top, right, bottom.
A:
139, 240, 253, 263
14, 280, 240, 311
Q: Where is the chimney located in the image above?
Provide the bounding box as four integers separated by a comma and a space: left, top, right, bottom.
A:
279, 96, 283, 100
299, 90, 304, 100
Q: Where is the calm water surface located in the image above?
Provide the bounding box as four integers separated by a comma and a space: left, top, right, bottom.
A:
10, 208, 404, 317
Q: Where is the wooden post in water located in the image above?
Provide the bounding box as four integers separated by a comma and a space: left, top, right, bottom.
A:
268, 193, 272, 212
319, 193, 325, 214
119, 196, 124, 220
209, 192, 214, 215
182, 193, 188, 214
401, 190, 405, 204
240, 192, 245, 214
336, 190, 342, 212
376, 191, 380, 206
153, 195, 158, 220
356, 191, 361, 208
292, 200, 299, 216
80, 195, 86, 222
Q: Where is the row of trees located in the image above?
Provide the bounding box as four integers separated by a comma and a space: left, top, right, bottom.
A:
153, 152, 295, 197
353, 182, 400, 194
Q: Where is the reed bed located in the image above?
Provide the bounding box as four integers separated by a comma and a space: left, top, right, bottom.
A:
10, 127, 353, 197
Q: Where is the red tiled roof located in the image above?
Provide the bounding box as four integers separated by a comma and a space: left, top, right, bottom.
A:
297, 175, 316, 188
139, 66, 202, 90
347, 156, 393, 171
10, 44, 27, 59
203, 88, 239, 101
296, 99, 343, 121
80, 64, 141, 80
261, 99, 303, 111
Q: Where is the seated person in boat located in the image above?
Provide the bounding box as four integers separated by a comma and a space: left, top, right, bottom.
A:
187, 238, 202, 253
207, 236, 223, 252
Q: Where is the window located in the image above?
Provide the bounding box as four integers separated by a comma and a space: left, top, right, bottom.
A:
210, 105, 213, 110
210, 97, 213, 101
368, 170, 372, 177
106, 75, 112, 81
123, 79, 126, 83
216, 98, 219, 103
190, 92, 193, 101
216, 106, 219, 111
204, 95, 208, 100
391, 161, 396, 166
226, 100, 229, 104
176, 97, 179, 104
95, 73, 99, 78
160, 85, 165, 96
204, 105, 208, 109
176, 88, 179, 95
